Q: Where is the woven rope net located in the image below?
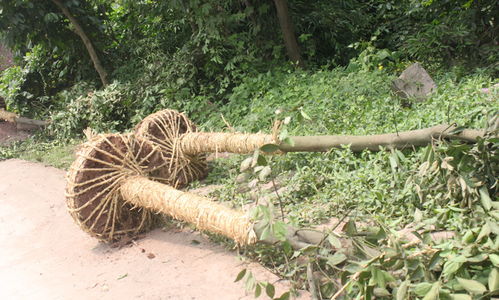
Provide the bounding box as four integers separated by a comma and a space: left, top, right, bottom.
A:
66, 133, 166, 241
134, 109, 208, 188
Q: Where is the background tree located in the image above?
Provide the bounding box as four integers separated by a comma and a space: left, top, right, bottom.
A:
273, 0, 303, 67
51, 0, 109, 86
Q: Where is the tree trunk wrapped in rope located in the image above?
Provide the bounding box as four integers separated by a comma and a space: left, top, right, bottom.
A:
68, 133, 458, 252
66, 133, 256, 243
134, 109, 488, 187
66, 133, 332, 248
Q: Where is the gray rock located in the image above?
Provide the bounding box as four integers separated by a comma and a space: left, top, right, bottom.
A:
391, 62, 436, 101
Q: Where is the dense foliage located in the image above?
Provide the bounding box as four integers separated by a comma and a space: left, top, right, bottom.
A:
0, 0, 497, 122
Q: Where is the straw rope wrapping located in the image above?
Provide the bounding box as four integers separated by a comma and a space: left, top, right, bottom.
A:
66, 133, 166, 241
121, 176, 257, 245
178, 132, 275, 155
135, 109, 279, 185
134, 109, 208, 188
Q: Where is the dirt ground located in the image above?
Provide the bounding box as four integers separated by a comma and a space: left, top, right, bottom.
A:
0, 159, 308, 299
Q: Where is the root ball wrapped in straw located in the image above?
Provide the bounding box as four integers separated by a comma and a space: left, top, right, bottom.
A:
134, 109, 208, 188
66, 133, 165, 241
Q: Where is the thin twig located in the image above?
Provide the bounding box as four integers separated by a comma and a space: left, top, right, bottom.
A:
271, 177, 285, 221
307, 262, 320, 300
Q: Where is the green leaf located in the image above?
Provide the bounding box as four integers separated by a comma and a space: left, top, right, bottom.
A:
450, 294, 472, 300
327, 235, 342, 248
254, 283, 262, 298
273, 222, 287, 241
442, 256, 466, 278
235, 269, 246, 282
477, 223, 491, 241
275, 291, 290, 300
260, 226, 271, 241
490, 254, 499, 267
300, 109, 311, 120
479, 186, 492, 211
461, 230, 475, 244
396, 280, 409, 300
265, 283, 275, 298
422, 282, 441, 300
279, 128, 289, 141
344, 220, 357, 236
240, 157, 253, 172
258, 166, 271, 181
466, 254, 488, 263
489, 268, 499, 291
414, 282, 433, 296
260, 143, 280, 153
373, 287, 391, 297
256, 154, 268, 166
251, 150, 260, 167
327, 253, 347, 267
456, 277, 487, 295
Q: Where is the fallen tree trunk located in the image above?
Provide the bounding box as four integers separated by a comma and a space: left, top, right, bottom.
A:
0, 109, 49, 130
280, 124, 487, 152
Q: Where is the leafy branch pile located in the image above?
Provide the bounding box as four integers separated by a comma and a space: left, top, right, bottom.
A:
221, 130, 498, 299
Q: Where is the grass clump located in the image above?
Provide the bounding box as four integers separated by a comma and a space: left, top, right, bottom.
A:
0, 136, 80, 170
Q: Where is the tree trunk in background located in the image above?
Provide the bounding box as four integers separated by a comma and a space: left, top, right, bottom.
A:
51, 0, 109, 86
273, 0, 304, 68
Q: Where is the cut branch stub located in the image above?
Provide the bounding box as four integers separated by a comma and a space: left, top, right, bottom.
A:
66, 133, 256, 244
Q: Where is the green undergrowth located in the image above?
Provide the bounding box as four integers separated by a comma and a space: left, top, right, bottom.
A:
192, 68, 498, 299
0, 136, 80, 169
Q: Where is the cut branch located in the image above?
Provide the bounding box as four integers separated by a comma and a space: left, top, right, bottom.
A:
135, 110, 492, 189
51, 0, 109, 86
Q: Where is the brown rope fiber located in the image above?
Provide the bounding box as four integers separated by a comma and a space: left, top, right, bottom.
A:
179, 132, 275, 155
120, 176, 257, 245
134, 109, 208, 188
